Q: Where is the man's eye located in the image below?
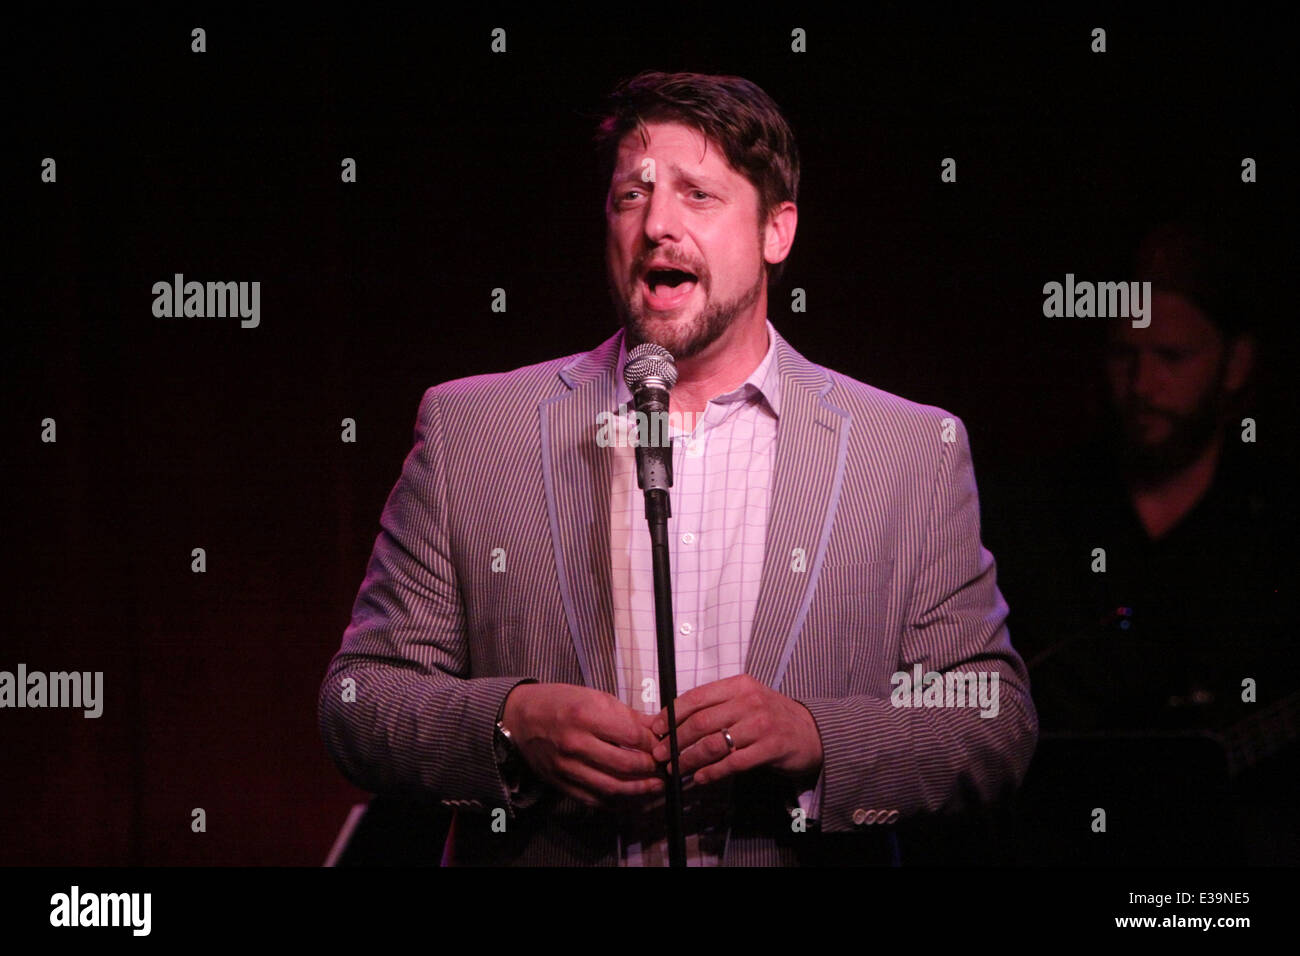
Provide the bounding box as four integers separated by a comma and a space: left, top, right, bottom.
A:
690, 190, 711, 201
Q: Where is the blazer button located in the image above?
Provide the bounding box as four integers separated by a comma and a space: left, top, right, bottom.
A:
853, 808, 869, 825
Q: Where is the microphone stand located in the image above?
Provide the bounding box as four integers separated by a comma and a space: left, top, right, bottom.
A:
631, 408, 686, 868
643, 483, 686, 867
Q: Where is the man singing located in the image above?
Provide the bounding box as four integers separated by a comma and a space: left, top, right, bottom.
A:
318, 70, 1037, 865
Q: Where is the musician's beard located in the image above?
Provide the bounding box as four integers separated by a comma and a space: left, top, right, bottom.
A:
1112, 392, 1225, 484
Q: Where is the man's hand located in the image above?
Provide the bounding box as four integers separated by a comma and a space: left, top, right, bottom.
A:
502, 683, 665, 809
649, 674, 824, 786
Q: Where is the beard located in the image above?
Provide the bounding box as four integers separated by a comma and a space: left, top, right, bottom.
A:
610, 257, 764, 361
1112, 391, 1225, 482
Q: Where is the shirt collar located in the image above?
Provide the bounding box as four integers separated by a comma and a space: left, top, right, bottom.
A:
612, 318, 782, 421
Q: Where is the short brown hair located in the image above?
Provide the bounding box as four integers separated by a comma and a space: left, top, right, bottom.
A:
594, 71, 800, 286
1135, 220, 1249, 338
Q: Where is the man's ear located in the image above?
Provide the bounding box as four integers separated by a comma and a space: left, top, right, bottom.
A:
1223, 332, 1256, 393
763, 201, 798, 268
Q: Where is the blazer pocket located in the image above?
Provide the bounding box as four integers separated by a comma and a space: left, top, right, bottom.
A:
816, 559, 894, 599
799, 559, 895, 697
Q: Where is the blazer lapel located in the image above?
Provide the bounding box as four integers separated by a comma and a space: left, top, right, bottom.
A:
743, 333, 850, 690
540, 334, 622, 695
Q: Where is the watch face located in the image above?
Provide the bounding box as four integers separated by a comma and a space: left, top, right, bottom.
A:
494, 722, 512, 762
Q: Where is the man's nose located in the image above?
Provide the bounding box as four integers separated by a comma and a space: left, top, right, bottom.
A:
1130, 351, 1163, 400
643, 187, 683, 243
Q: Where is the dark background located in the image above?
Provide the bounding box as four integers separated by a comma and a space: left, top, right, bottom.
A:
3, 11, 1294, 864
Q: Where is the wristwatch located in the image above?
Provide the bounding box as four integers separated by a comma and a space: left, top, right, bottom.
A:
494, 706, 523, 782
493, 717, 516, 763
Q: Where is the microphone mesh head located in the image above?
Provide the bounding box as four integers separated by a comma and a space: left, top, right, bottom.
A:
624, 342, 678, 391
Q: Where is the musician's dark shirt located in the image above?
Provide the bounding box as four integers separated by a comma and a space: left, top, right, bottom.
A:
982, 432, 1295, 735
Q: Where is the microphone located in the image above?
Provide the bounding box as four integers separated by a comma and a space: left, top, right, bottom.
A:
622, 343, 678, 497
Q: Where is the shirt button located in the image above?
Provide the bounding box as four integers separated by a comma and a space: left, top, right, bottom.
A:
679, 622, 693, 636
681, 532, 695, 545
852, 808, 869, 826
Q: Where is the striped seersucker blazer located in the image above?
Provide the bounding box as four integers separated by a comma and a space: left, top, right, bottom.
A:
318, 323, 1038, 865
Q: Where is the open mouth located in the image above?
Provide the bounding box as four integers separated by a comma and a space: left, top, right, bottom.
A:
641, 268, 698, 310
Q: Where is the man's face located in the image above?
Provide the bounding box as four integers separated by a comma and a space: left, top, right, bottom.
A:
1104, 291, 1230, 472
604, 120, 768, 360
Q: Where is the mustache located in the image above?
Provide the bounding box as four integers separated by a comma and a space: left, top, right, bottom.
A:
631, 252, 707, 280
1118, 401, 1180, 422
